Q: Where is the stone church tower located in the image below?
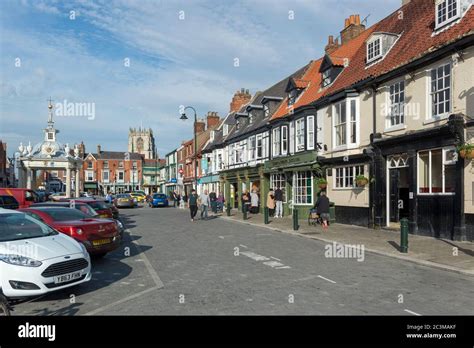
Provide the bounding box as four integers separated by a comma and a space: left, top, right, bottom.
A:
128, 127, 156, 159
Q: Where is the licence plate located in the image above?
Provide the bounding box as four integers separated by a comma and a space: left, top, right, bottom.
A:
92, 238, 111, 246
54, 271, 82, 284
99, 214, 108, 218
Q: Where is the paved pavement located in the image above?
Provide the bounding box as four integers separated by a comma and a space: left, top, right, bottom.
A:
11, 206, 474, 315
223, 210, 474, 275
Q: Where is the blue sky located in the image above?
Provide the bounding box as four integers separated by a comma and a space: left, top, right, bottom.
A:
0, 0, 400, 157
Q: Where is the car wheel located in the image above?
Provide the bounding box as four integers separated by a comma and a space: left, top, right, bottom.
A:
0, 295, 11, 316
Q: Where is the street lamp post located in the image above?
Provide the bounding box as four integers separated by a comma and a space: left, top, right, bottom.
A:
180, 106, 198, 191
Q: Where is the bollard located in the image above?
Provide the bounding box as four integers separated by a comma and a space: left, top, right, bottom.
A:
264, 207, 269, 224
243, 207, 247, 220
400, 218, 409, 253
293, 209, 299, 231
226, 203, 231, 216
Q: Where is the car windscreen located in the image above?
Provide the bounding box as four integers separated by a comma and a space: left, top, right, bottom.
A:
0, 213, 57, 242
1, 196, 18, 205
39, 208, 89, 221
153, 194, 166, 199
83, 201, 109, 210
117, 194, 130, 198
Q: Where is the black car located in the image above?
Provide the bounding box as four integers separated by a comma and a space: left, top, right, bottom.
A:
0, 195, 19, 210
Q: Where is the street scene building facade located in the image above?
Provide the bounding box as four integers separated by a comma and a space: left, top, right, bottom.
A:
161, 0, 474, 241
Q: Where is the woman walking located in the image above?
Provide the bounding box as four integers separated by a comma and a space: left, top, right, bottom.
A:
267, 188, 276, 217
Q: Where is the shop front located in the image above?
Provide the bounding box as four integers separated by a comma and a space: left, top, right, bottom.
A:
221, 165, 268, 213
371, 115, 469, 241
264, 152, 321, 218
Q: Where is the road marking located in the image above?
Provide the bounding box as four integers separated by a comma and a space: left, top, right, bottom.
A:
84, 286, 159, 315
317, 275, 336, 284
275, 266, 291, 269
127, 229, 164, 289
263, 261, 285, 268
240, 251, 269, 261
218, 236, 225, 239
404, 309, 422, 316
239, 244, 248, 249
270, 256, 281, 261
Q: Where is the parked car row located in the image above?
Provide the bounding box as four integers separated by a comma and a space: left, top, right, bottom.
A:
0, 191, 127, 313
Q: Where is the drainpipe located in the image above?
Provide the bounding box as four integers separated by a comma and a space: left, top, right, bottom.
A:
370, 85, 377, 228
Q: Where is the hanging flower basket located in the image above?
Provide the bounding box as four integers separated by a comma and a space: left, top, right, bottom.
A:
356, 175, 369, 187
317, 178, 327, 189
458, 143, 474, 159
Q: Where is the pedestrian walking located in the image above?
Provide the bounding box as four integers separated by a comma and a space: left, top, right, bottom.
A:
188, 189, 198, 222
316, 191, 330, 229
199, 189, 211, 220
241, 189, 251, 214
250, 189, 259, 214
105, 191, 113, 204
175, 192, 181, 208
209, 190, 217, 214
267, 188, 275, 217
274, 186, 283, 218
217, 192, 225, 213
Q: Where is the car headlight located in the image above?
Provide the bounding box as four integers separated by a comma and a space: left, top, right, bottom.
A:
0, 254, 42, 267
78, 242, 88, 254
116, 220, 124, 229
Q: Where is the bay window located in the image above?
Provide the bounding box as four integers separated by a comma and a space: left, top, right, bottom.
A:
281, 126, 288, 155
296, 118, 305, 151
272, 128, 281, 156
256, 134, 263, 158
333, 98, 359, 149
248, 136, 256, 161
418, 147, 456, 194
307, 115, 315, 150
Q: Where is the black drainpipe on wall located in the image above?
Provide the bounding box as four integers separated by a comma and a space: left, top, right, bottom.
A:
369, 84, 377, 229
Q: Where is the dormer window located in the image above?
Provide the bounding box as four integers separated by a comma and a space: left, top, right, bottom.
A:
322, 68, 332, 87
366, 33, 399, 65
249, 113, 254, 124
263, 104, 269, 117
48, 132, 54, 140
367, 37, 382, 63
210, 130, 215, 142
436, 0, 460, 29
288, 89, 298, 106
223, 124, 229, 136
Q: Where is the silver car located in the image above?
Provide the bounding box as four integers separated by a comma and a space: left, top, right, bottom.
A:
115, 193, 135, 208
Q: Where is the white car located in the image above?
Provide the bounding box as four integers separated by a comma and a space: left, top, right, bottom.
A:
0, 209, 91, 299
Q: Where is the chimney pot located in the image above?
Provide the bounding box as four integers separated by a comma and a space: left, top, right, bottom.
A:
97, 144, 101, 154
344, 18, 350, 28
355, 14, 360, 25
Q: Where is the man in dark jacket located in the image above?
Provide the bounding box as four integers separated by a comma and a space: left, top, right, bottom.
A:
274, 187, 283, 218
188, 189, 198, 222
316, 191, 330, 229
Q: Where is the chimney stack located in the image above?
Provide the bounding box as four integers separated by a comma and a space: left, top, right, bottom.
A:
230, 88, 252, 113
325, 35, 340, 54
206, 111, 220, 129
340, 14, 365, 45
194, 120, 206, 134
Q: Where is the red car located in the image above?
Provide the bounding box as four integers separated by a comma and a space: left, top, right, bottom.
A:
61, 199, 115, 219
19, 207, 121, 257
